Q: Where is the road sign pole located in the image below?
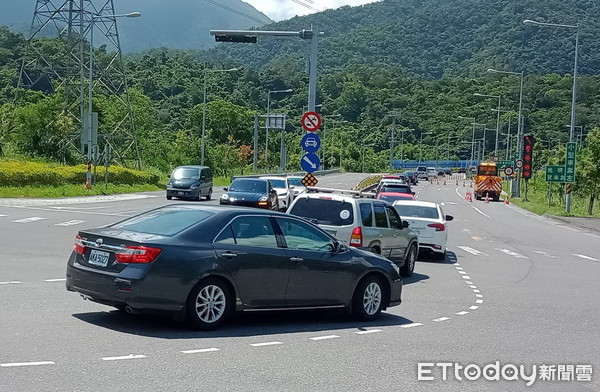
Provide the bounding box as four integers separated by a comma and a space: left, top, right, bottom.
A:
253, 114, 258, 172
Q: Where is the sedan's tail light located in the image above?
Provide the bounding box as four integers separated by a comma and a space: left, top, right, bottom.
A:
428, 223, 445, 231
115, 246, 162, 264
350, 227, 363, 247
74, 235, 87, 255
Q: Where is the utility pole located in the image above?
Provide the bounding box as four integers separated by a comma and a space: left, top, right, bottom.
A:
390, 116, 397, 171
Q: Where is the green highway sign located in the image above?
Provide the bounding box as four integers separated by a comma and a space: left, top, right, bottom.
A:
546, 165, 565, 183
497, 160, 514, 170
565, 142, 576, 183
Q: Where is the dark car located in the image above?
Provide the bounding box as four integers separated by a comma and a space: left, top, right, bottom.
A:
166, 166, 213, 201
220, 178, 278, 210
404, 171, 418, 185
66, 205, 403, 330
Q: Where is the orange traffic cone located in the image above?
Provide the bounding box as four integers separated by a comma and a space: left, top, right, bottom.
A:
485, 193, 490, 203
504, 194, 510, 205
84, 178, 91, 189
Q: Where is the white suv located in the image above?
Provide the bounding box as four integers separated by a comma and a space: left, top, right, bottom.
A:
287, 192, 419, 276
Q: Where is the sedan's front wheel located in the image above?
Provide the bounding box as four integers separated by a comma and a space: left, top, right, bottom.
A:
353, 276, 384, 321
187, 278, 231, 330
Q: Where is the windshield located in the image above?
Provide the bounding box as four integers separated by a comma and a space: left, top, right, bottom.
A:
379, 194, 413, 203
229, 179, 267, 193
393, 204, 439, 219
171, 168, 199, 180
288, 177, 303, 186
380, 185, 411, 193
267, 179, 286, 188
111, 206, 214, 236
289, 198, 355, 226
416, 166, 427, 172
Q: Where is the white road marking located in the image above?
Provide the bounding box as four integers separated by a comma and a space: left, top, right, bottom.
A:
310, 335, 340, 341
181, 348, 220, 354
572, 254, 599, 261
0, 214, 7, 217
102, 354, 147, 361
465, 281, 473, 285
400, 323, 423, 328
11, 217, 46, 223
496, 248, 528, 259
456, 246, 488, 256
532, 250, 559, 258
456, 311, 469, 316
250, 341, 282, 347
469, 285, 477, 289
462, 276, 471, 279
455, 263, 461, 266
462, 229, 471, 232
476, 299, 484, 304
50, 206, 108, 210
469, 306, 479, 310
55, 220, 85, 226
441, 202, 458, 205
43, 278, 66, 282
471, 235, 482, 241
475, 294, 483, 298
0, 361, 55, 367
0, 281, 23, 285
455, 266, 464, 270
458, 271, 467, 275
471, 206, 491, 218
355, 329, 382, 335
473, 289, 481, 293
433, 317, 450, 322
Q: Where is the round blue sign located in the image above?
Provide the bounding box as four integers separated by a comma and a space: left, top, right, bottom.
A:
301, 153, 320, 173
301, 133, 321, 153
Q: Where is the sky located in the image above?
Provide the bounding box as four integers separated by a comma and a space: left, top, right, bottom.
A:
243, 0, 380, 21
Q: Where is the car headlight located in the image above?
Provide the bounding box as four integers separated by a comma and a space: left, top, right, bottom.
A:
221, 194, 229, 200
259, 195, 268, 202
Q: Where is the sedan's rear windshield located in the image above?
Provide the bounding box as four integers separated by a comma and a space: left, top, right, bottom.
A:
267, 179, 286, 188
379, 194, 413, 203
111, 207, 214, 236
394, 205, 439, 219
230, 179, 267, 193
380, 185, 411, 193
289, 198, 354, 226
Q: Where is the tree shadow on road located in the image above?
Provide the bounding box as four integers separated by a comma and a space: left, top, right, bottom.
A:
72, 308, 414, 340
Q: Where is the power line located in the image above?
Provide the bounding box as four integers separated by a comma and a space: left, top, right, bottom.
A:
202, 0, 271, 25
290, 0, 322, 12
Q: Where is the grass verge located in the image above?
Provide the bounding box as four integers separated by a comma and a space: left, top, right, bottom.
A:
0, 184, 163, 198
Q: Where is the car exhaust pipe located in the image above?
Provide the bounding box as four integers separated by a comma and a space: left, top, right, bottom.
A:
125, 306, 134, 314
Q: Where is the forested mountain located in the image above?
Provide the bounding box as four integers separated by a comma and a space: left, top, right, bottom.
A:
0, 0, 271, 52
208, 0, 600, 78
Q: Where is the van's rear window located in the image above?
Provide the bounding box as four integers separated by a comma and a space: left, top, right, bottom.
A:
111, 206, 214, 236
289, 198, 354, 226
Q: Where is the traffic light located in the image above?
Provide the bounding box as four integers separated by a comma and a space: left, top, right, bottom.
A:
522, 135, 534, 179
214, 34, 257, 43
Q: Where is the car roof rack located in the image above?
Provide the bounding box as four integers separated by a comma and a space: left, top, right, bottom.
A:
305, 186, 375, 198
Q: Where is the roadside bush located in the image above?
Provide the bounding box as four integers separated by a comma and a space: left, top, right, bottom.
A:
0, 160, 159, 187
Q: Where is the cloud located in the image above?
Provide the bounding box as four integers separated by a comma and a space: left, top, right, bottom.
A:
243, 0, 380, 22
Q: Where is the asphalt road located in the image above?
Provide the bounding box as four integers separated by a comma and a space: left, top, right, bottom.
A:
0, 173, 598, 391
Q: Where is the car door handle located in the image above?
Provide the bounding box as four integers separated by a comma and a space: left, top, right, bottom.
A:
221, 252, 238, 258
290, 257, 303, 263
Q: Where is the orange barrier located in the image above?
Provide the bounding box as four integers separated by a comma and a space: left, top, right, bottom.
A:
465, 192, 472, 202
485, 192, 490, 203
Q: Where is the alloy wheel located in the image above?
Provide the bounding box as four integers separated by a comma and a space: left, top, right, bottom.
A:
195, 284, 226, 323
363, 282, 382, 315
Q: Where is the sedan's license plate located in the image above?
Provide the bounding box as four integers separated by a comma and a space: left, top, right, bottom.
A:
88, 249, 110, 267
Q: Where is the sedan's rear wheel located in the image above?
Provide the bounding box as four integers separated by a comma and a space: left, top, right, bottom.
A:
205, 189, 212, 200
166, 195, 172, 200
187, 278, 231, 330
400, 244, 417, 277
353, 276, 384, 321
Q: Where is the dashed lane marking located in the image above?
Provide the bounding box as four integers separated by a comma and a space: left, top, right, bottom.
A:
458, 271, 467, 275
11, 217, 46, 223
532, 250, 558, 258
432, 317, 450, 322
469, 306, 479, 310
471, 235, 482, 240
0, 361, 55, 367
572, 254, 599, 261
55, 220, 86, 226
475, 294, 483, 298
43, 278, 67, 282
496, 248, 528, 259
456, 311, 469, 316
461, 275, 471, 280
456, 246, 488, 256
355, 329, 382, 335
181, 348, 220, 354
476, 299, 484, 304
101, 354, 147, 361
0, 281, 22, 285
250, 341, 283, 347
400, 323, 423, 328
310, 335, 340, 341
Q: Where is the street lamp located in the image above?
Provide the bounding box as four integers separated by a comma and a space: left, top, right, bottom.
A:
88, 12, 141, 162
201, 66, 238, 165
266, 88, 293, 168
419, 132, 432, 163
524, 19, 579, 212
474, 93, 502, 157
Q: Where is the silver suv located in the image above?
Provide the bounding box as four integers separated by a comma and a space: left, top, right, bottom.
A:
287, 192, 419, 276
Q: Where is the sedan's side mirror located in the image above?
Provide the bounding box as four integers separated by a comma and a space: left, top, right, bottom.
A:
402, 221, 409, 228
223, 187, 228, 191
446, 215, 454, 221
